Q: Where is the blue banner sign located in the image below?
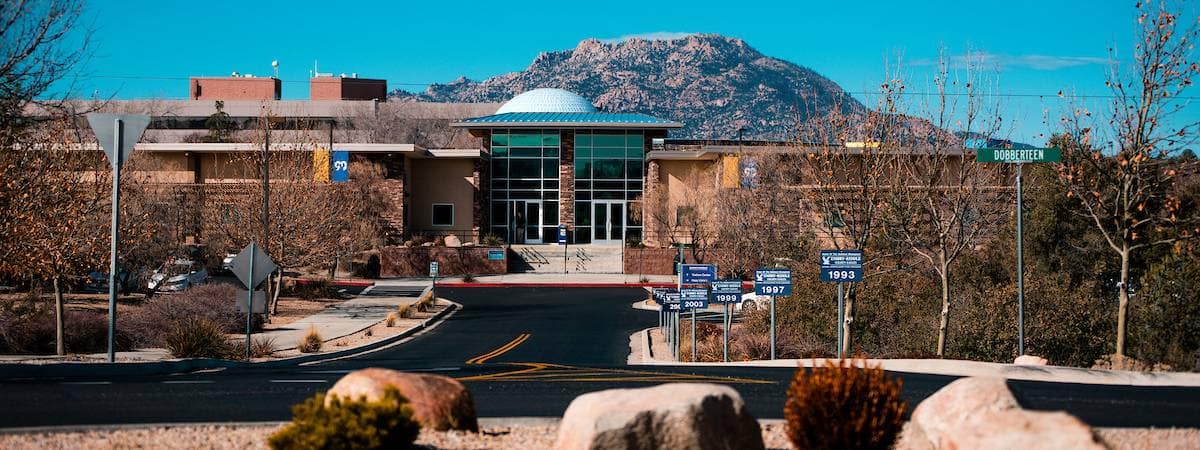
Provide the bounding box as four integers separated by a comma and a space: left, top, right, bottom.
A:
711, 279, 742, 303
488, 249, 505, 261
819, 250, 863, 283
754, 268, 792, 296
558, 224, 567, 244
681, 264, 717, 284
680, 287, 709, 310
331, 150, 349, 183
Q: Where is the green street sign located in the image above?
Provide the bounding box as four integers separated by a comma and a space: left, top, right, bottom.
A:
976, 147, 1061, 163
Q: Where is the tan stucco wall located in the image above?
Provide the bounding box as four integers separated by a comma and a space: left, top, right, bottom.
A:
648, 159, 719, 246
408, 158, 475, 239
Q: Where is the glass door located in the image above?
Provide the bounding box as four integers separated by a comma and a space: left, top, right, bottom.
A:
524, 202, 542, 243
592, 200, 626, 245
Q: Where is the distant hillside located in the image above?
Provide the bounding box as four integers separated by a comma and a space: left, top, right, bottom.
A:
391, 34, 864, 140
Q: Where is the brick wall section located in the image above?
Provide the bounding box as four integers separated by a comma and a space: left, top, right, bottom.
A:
643, 159, 663, 247
309, 77, 387, 101
472, 156, 485, 242
379, 246, 506, 277
623, 247, 733, 275
559, 130, 575, 237
378, 155, 407, 244
479, 131, 492, 237
189, 77, 281, 100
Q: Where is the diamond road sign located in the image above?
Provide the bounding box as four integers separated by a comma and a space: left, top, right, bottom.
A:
976, 147, 1061, 164
231, 242, 277, 289
86, 113, 151, 169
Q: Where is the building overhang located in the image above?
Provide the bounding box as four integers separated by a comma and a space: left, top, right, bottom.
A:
451, 112, 684, 130
131, 143, 422, 153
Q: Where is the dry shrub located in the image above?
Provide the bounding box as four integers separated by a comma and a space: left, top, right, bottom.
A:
268, 388, 420, 450
0, 297, 132, 354
385, 312, 397, 327
298, 326, 322, 353
164, 318, 234, 359
250, 336, 277, 358
784, 359, 907, 450
124, 283, 241, 348
397, 304, 412, 319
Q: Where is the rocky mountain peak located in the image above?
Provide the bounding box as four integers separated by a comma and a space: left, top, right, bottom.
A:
392, 34, 863, 139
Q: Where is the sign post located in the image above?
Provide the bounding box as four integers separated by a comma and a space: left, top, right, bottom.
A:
820, 249, 863, 359
559, 224, 568, 273
231, 241, 277, 360
976, 147, 1060, 356
754, 268, 792, 360
712, 279, 742, 362
680, 264, 716, 362
86, 113, 150, 363
430, 261, 439, 302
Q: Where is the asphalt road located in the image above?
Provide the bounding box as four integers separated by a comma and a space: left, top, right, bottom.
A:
1, 287, 1199, 429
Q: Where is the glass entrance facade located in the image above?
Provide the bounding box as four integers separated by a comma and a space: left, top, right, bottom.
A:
573, 130, 643, 244
488, 130, 560, 244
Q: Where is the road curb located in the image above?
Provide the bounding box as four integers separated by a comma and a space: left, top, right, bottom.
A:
0, 296, 457, 380
438, 282, 678, 288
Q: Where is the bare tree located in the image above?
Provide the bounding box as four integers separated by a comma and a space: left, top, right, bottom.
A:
202, 110, 386, 315
792, 84, 903, 355
1056, 1, 1200, 357
883, 50, 1011, 357
0, 0, 88, 129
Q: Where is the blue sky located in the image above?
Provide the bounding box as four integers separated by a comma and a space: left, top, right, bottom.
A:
61, 0, 1197, 144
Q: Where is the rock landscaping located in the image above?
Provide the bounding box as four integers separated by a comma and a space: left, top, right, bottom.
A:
326, 368, 479, 432
555, 383, 764, 450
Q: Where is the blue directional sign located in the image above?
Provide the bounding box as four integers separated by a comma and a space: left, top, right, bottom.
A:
331, 150, 350, 183
660, 291, 681, 311
754, 268, 792, 296
711, 280, 742, 303
681, 264, 717, 284
680, 287, 709, 310
819, 249, 863, 283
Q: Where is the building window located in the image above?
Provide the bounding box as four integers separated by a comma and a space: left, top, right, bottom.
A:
432, 204, 454, 227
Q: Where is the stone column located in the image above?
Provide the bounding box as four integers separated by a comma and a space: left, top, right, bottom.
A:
643, 158, 662, 248
379, 154, 407, 245
558, 130, 575, 239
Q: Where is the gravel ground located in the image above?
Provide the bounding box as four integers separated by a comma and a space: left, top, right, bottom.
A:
0, 421, 787, 449
1, 423, 1196, 449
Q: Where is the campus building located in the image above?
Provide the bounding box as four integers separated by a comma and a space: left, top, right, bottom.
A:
452, 88, 682, 245
52, 75, 908, 271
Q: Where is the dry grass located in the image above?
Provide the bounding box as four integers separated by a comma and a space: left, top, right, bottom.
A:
385, 312, 397, 327
297, 326, 322, 353
784, 359, 907, 450
397, 304, 412, 319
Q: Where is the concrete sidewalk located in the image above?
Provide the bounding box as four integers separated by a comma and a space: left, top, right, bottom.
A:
632, 327, 1200, 387
262, 291, 426, 351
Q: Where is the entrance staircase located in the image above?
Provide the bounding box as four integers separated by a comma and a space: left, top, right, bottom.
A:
509, 244, 624, 274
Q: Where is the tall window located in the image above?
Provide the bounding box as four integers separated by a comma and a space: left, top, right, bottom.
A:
573, 130, 644, 244
489, 130, 561, 240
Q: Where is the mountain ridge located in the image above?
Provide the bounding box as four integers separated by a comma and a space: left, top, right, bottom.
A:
391, 34, 864, 140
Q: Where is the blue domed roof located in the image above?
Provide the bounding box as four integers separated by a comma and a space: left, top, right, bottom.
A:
496, 88, 597, 114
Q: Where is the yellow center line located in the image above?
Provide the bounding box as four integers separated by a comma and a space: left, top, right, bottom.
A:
465, 333, 530, 365
456, 361, 774, 384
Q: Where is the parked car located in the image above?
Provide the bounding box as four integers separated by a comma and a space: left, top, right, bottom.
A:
147, 259, 209, 292
735, 292, 760, 312
221, 253, 237, 273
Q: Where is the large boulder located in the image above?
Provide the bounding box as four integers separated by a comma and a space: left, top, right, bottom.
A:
326, 368, 478, 432
902, 377, 1102, 450
1014, 355, 1048, 366
555, 383, 763, 450
444, 235, 462, 247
